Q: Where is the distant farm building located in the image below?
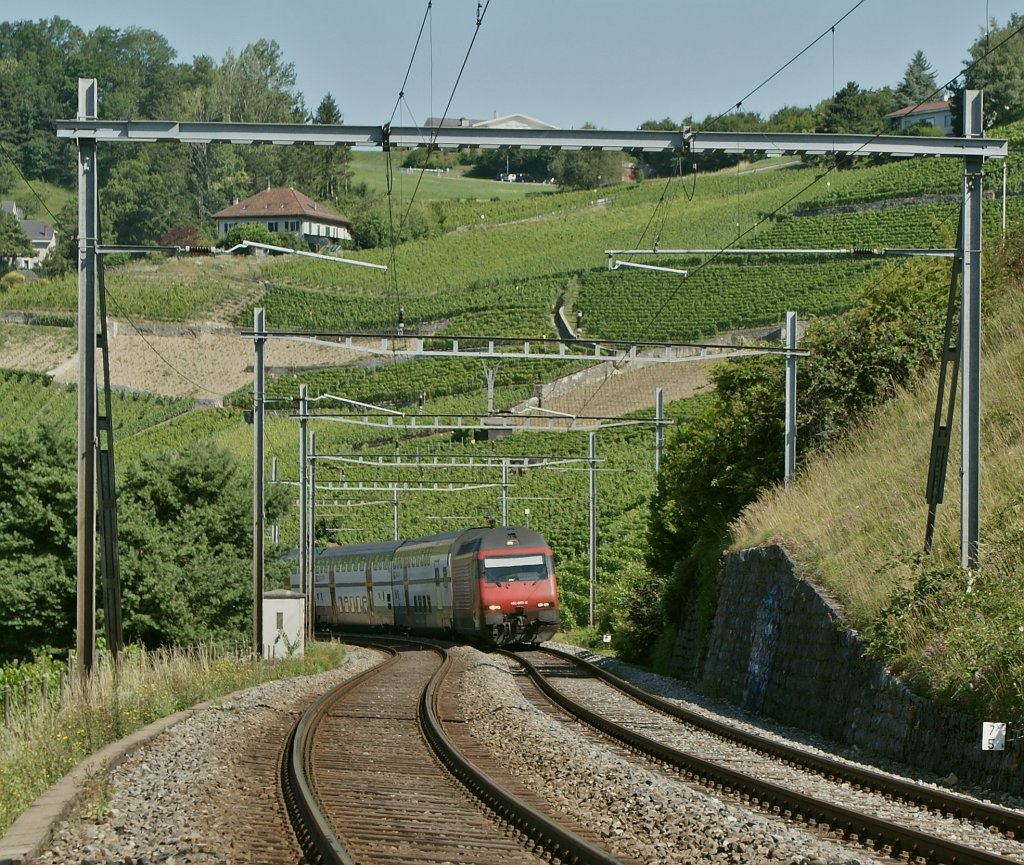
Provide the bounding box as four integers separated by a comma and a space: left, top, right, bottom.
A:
213, 187, 352, 247
424, 113, 558, 131
2, 201, 57, 270
885, 100, 954, 135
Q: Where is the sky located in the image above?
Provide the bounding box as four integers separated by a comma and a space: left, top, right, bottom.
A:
1, 0, 1019, 130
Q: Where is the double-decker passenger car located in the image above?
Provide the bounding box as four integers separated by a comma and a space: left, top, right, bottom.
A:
290, 525, 559, 645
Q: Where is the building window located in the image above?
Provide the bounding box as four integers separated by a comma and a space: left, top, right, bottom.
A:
267, 221, 279, 232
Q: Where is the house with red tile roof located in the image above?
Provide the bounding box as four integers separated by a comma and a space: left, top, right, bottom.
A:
885, 100, 954, 135
212, 187, 352, 247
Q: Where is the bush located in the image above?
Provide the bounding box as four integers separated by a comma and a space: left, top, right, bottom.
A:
0, 271, 25, 291
216, 223, 277, 250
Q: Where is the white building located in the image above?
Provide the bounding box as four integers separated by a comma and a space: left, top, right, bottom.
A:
212, 187, 352, 248
885, 101, 954, 135
1, 201, 57, 270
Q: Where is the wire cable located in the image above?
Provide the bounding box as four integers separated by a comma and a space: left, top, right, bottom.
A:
0, 138, 61, 225
628, 0, 864, 261
578, 7, 1024, 419
380, 0, 495, 410
708, 0, 868, 127
388, 1, 434, 127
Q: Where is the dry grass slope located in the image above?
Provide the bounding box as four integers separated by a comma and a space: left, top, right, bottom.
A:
732, 286, 1024, 626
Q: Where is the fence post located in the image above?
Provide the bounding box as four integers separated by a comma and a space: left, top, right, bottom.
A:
3, 686, 9, 726
23, 679, 31, 714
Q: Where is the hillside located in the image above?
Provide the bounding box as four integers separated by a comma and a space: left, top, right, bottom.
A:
731, 276, 1024, 716
1, 149, 1022, 685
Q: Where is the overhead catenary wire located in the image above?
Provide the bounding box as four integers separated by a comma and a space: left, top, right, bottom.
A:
583, 1, 871, 414
388, 0, 434, 128
707, 0, 868, 129
628, 21, 1024, 342
579, 2, 1022, 420
381, 0, 494, 415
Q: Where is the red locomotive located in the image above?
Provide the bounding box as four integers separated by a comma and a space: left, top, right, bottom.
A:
291, 525, 559, 646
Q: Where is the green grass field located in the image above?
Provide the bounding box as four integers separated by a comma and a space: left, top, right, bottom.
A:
348, 150, 556, 200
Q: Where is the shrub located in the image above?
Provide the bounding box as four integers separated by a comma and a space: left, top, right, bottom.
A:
0, 271, 25, 291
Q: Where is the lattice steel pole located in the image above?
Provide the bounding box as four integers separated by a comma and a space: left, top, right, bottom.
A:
76, 79, 98, 680
588, 432, 597, 629
784, 312, 798, 489
252, 308, 266, 657
961, 91, 984, 568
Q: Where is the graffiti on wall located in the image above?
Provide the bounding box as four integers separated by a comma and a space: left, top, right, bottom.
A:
744, 584, 783, 711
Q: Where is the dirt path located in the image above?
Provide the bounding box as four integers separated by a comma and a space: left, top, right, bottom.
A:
539, 358, 722, 417
0, 322, 359, 403
1, 322, 723, 412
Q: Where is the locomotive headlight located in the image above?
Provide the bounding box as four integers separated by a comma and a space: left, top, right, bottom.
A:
487, 604, 502, 611
536, 602, 550, 608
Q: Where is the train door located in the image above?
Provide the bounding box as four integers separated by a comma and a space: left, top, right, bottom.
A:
451, 539, 481, 637
431, 554, 451, 632
364, 564, 376, 627
397, 559, 413, 631
315, 559, 333, 625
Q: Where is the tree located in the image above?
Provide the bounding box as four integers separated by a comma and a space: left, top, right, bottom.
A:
0, 422, 291, 657
216, 222, 277, 249
309, 92, 352, 199
959, 14, 1024, 128
0, 17, 83, 185
549, 123, 626, 189
636, 117, 688, 178
646, 259, 948, 644
0, 157, 17, 195
116, 445, 290, 647
75, 25, 181, 120
205, 39, 302, 124
35, 200, 76, 278
286, 92, 354, 200
465, 146, 550, 182
767, 105, 817, 133
0, 210, 33, 272
895, 50, 940, 108
816, 81, 894, 136
0, 422, 77, 659
101, 146, 193, 246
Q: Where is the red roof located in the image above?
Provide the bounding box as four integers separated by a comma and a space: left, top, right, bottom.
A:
885, 100, 951, 119
213, 187, 351, 227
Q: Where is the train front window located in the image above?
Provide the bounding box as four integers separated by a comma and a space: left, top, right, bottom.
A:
481, 554, 548, 583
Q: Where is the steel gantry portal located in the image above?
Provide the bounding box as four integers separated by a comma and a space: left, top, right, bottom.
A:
59, 81, 1003, 671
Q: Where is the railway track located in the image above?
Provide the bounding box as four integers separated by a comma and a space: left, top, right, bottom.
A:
281, 638, 627, 865
504, 645, 1024, 865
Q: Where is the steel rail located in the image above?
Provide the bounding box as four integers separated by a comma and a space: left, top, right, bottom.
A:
281, 646, 401, 865
420, 643, 625, 865
506, 648, 1019, 865
538, 645, 1024, 837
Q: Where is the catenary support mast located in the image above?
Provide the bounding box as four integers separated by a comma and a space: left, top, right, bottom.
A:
76, 80, 98, 680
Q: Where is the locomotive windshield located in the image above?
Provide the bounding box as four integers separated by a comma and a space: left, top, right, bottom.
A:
481, 554, 548, 583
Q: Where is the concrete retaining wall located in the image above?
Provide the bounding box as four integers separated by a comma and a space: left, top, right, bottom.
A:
671, 545, 1021, 794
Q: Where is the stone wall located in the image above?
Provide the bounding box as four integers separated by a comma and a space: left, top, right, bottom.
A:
671, 545, 1021, 795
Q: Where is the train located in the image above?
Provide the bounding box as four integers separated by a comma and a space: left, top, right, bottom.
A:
288, 525, 560, 646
